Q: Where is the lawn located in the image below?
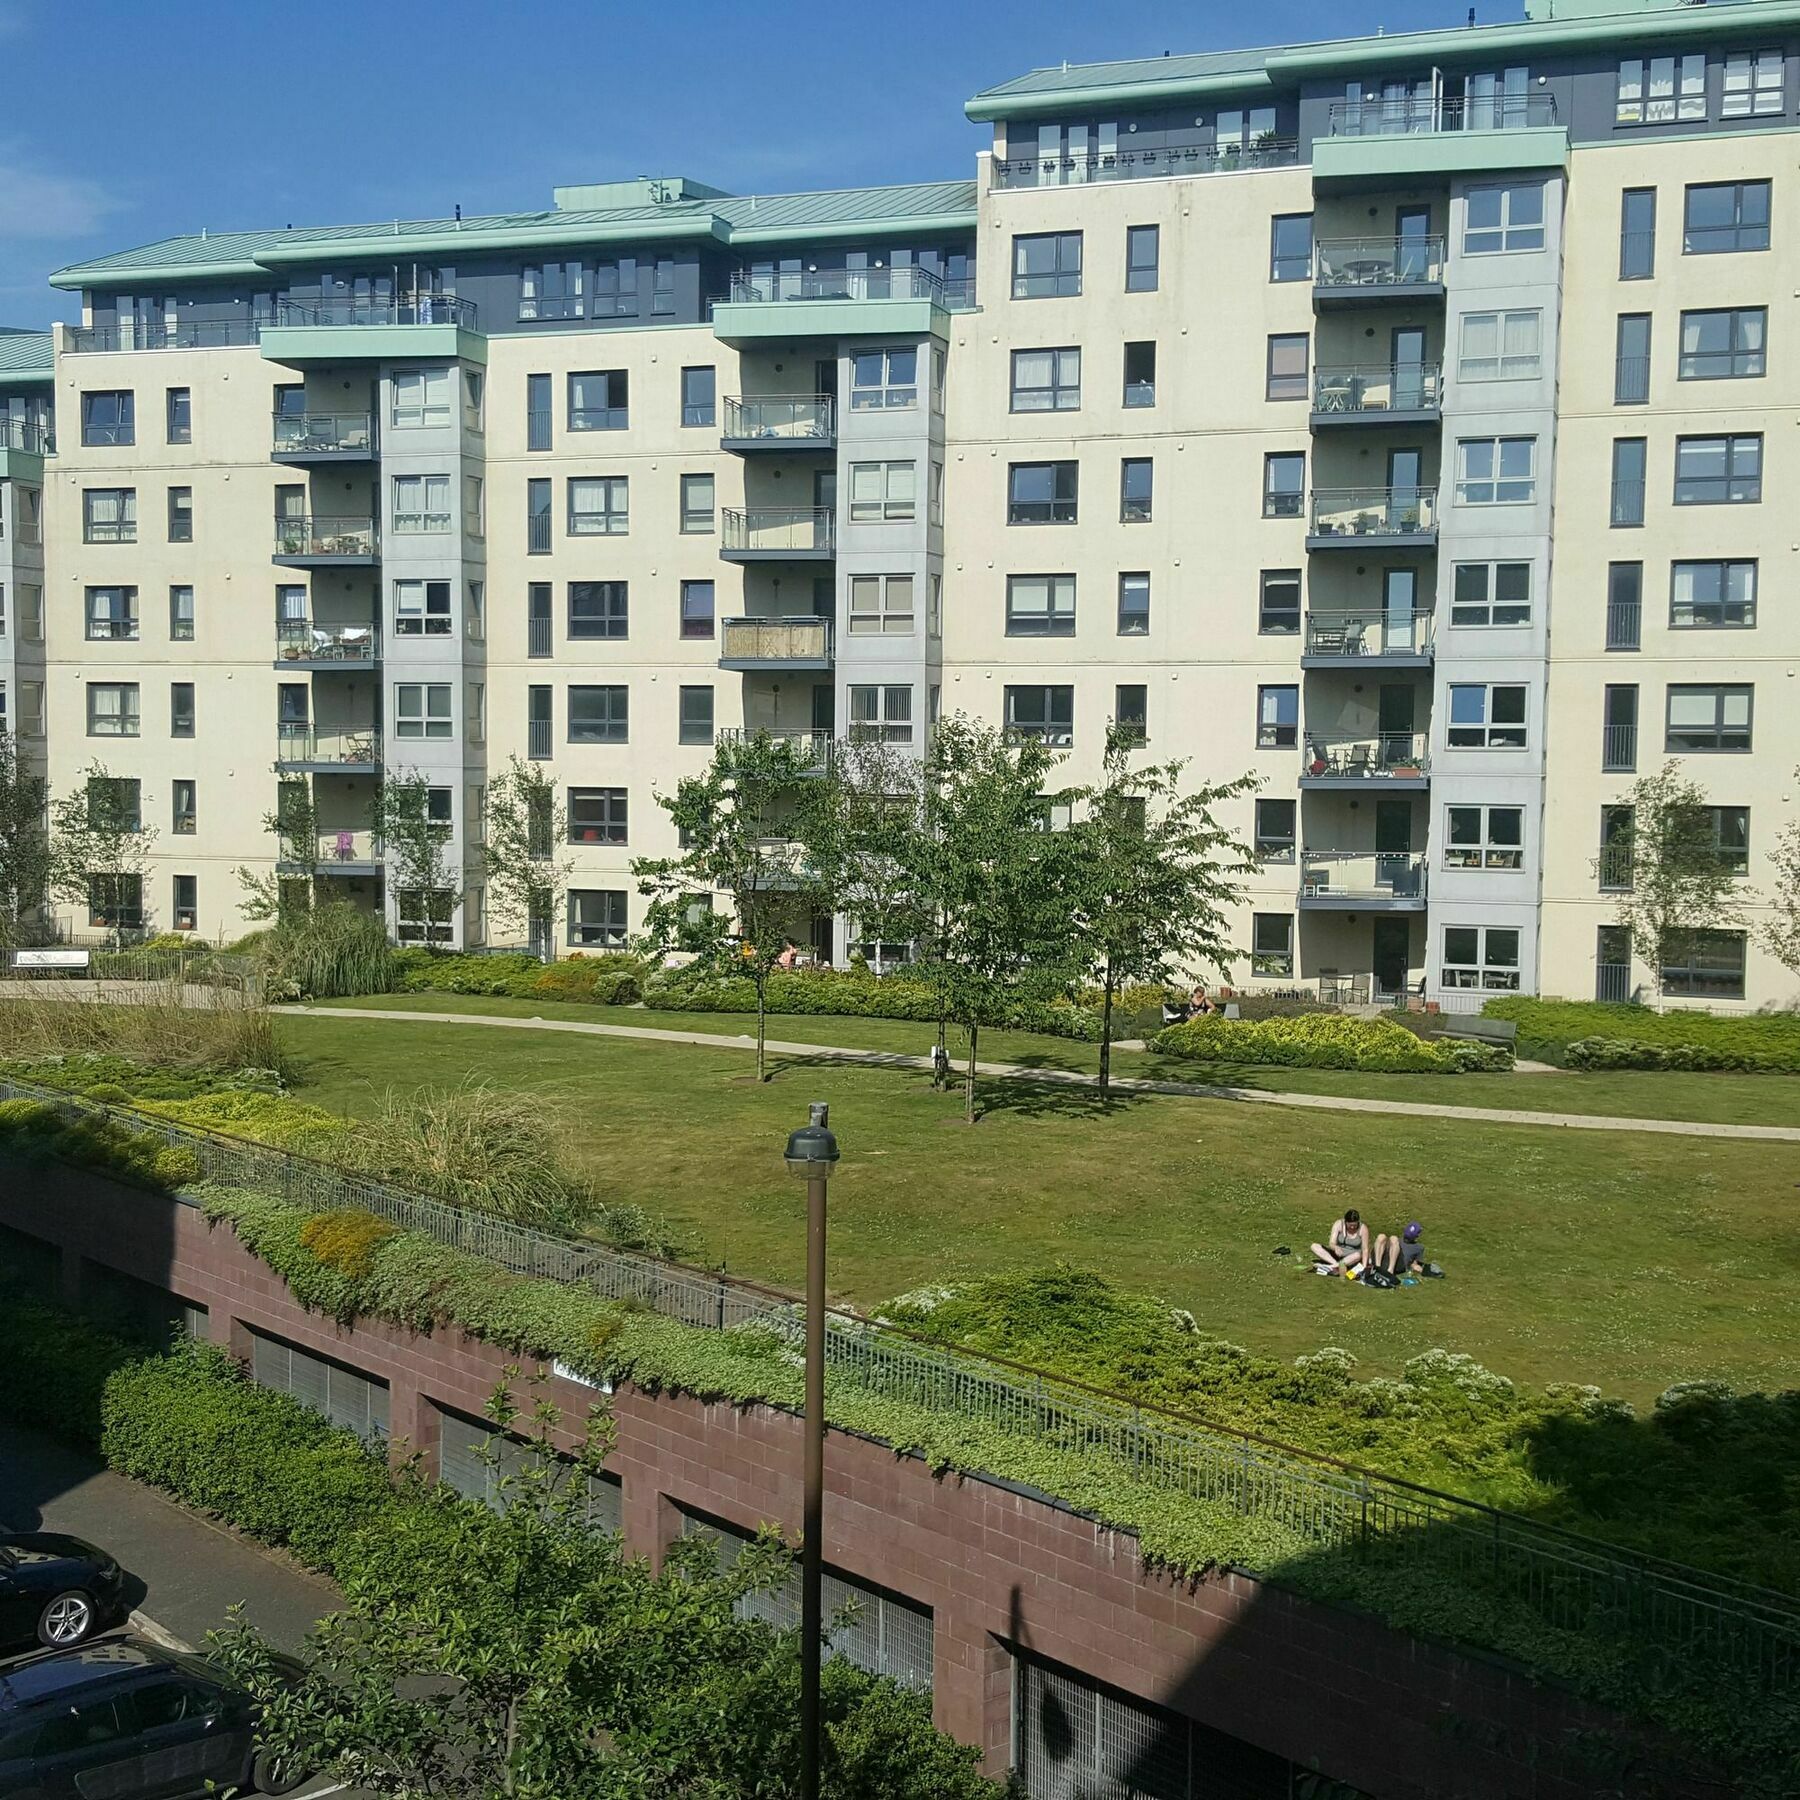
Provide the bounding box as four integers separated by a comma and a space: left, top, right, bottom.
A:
276, 1011, 1800, 1407
299, 992, 1800, 1127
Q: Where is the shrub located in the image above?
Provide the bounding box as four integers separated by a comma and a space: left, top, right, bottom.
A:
0, 988, 289, 1080
1152, 1013, 1508, 1073
393, 950, 543, 997
299, 1209, 401, 1278
0, 1292, 147, 1444
260, 904, 397, 1000
1482, 998, 1800, 1072
0, 1097, 202, 1192
527, 959, 642, 1006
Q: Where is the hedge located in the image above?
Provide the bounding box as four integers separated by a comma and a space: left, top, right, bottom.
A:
0, 1097, 203, 1192
392, 949, 642, 1007
1152, 1013, 1510, 1073
1482, 998, 1800, 1072
0, 1293, 147, 1445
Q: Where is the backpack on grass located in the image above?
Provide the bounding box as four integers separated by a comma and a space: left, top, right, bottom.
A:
1361, 1267, 1399, 1290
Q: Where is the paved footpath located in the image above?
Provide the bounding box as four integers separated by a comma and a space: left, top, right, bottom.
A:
281, 1005, 1800, 1143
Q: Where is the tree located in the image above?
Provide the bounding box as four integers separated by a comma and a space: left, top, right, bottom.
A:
1761, 764, 1800, 981
483, 754, 573, 958
48, 762, 157, 945
1599, 761, 1745, 998
1070, 726, 1258, 1096
633, 733, 830, 1081
236, 780, 320, 924
0, 729, 52, 949
378, 767, 461, 947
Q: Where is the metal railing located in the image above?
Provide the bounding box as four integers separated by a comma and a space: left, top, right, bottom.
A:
273, 412, 375, 456
528, 718, 552, 760
1299, 850, 1427, 900
1303, 611, 1434, 658
719, 616, 833, 663
1312, 362, 1442, 415
280, 829, 383, 867
1602, 722, 1639, 773
527, 514, 552, 555
1605, 596, 1642, 652
1302, 733, 1431, 779
1, 1072, 1793, 1707
1309, 487, 1437, 537
276, 620, 379, 663
273, 294, 477, 331
1326, 93, 1558, 136
726, 267, 950, 306
67, 320, 260, 352
0, 417, 50, 454
274, 725, 381, 767
1614, 357, 1651, 406
990, 139, 1298, 188
1596, 961, 1634, 1003
715, 726, 835, 772
1313, 235, 1445, 289
528, 616, 552, 658
722, 395, 836, 442
721, 507, 834, 555
274, 517, 378, 559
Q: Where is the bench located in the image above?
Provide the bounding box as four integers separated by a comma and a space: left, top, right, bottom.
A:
1437, 1015, 1517, 1046
9, 949, 91, 973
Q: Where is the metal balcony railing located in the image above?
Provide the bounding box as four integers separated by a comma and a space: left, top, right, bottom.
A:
1302, 733, 1431, 780
1596, 961, 1634, 1003
1605, 597, 1642, 652
1309, 487, 1438, 537
0, 418, 50, 453
721, 507, 835, 555
1303, 610, 1435, 657
273, 294, 477, 331
1614, 357, 1651, 405
1312, 362, 1442, 415
990, 138, 1298, 188
282, 829, 384, 867
718, 616, 833, 664
715, 726, 836, 772
1326, 93, 1558, 136
276, 620, 379, 663
726, 267, 952, 306
722, 395, 836, 442
274, 516, 378, 558
527, 514, 552, 555
1602, 723, 1639, 772
68, 320, 260, 352
1299, 850, 1428, 900
1314, 235, 1446, 289
274, 725, 381, 766
528, 718, 552, 761
272, 412, 375, 455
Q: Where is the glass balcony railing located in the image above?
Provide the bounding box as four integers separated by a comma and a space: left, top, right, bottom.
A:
276, 620, 379, 663
718, 617, 833, 664
721, 507, 835, 555
1308, 487, 1438, 538
991, 138, 1298, 188
722, 395, 836, 443
282, 829, 384, 867
274, 516, 378, 558
272, 412, 375, 455
0, 418, 51, 453
273, 294, 477, 330
1301, 734, 1431, 780
1326, 93, 1558, 137
67, 320, 260, 352
726, 267, 958, 307
715, 726, 836, 773
275, 725, 381, 767
1313, 236, 1445, 290
1312, 363, 1442, 416
1303, 610, 1435, 658
1299, 851, 1428, 901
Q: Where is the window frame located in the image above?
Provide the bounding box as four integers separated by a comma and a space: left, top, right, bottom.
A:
1270, 213, 1313, 283
1443, 804, 1525, 870
1256, 683, 1298, 750
1263, 453, 1305, 518
568, 685, 630, 745
678, 685, 714, 746
1122, 340, 1156, 408
566, 475, 628, 536
87, 681, 140, 738
394, 681, 453, 741
1456, 308, 1543, 383
1116, 572, 1150, 637
566, 787, 629, 846
680, 365, 716, 428
1119, 457, 1153, 523
1660, 929, 1747, 999
847, 460, 918, 522
848, 347, 917, 411
1125, 224, 1160, 292
1449, 560, 1532, 628
567, 888, 629, 949
1677, 306, 1766, 380
1682, 180, 1772, 254
1463, 181, 1546, 255
1251, 912, 1294, 978
1455, 435, 1537, 505
1254, 798, 1297, 863
1672, 434, 1762, 504
680, 580, 715, 641
1266, 332, 1310, 402
1009, 347, 1081, 413
567, 580, 630, 641
1007, 460, 1078, 525
1669, 560, 1756, 630
1258, 569, 1301, 635
1002, 683, 1074, 747
1664, 682, 1753, 752
568, 369, 629, 432
847, 573, 917, 637
1011, 231, 1083, 299
1440, 924, 1521, 990
1446, 682, 1529, 749
84, 585, 139, 642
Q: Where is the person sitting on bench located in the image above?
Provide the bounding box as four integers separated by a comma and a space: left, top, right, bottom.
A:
1311, 1209, 1368, 1276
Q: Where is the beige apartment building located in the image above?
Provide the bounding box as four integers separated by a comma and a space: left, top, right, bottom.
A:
3, 0, 1797, 1011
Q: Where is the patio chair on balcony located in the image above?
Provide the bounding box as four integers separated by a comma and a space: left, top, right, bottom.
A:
333, 831, 356, 862
1302, 862, 1330, 897
1346, 743, 1373, 777
1310, 620, 1349, 656
1341, 620, 1368, 657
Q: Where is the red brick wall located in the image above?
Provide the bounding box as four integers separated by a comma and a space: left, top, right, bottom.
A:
1, 1167, 1716, 1800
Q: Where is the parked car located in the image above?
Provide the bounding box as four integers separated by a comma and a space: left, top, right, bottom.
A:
0, 1536, 127, 1651
0, 1637, 308, 1797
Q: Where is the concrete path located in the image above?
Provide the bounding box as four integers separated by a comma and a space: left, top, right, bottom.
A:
279, 1005, 1800, 1143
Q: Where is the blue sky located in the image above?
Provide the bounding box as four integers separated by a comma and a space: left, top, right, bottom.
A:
0, 0, 1460, 328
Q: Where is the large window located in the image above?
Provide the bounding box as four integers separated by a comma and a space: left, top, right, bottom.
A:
1010, 347, 1080, 413
391, 473, 450, 532
85, 586, 138, 641
1723, 48, 1784, 117
1004, 684, 1073, 746
1007, 461, 1077, 524
679, 685, 714, 745
1607, 561, 1643, 651
1256, 684, 1298, 749
87, 682, 139, 737
1610, 437, 1647, 526
1614, 313, 1651, 404
1252, 913, 1294, 978
1004, 575, 1074, 637
849, 347, 916, 410
1674, 435, 1761, 504
1270, 213, 1313, 283
1444, 805, 1524, 870
849, 684, 913, 744
1125, 225, 1160, 292
1662, 930, 1747, 999
1450, 561, 1531, 628
681, 366, 716, 427
1456, 437, 1535, 504
680, 580, 715, 640
1678, 308, 1765, 379
87, 873, 142, 932
568, 370, 628, 431
848, 461, 917, 521
394, 579, 451, 636
567, 788, 628, 845
1447, 683, 1527, 748
1457, 309, 1541, 381
1441, 925, 1520, 990
568, 581, 629, 640
592, 257, 641, 318
567, 476, 628, 535
1117, 573, 1150, 636
1263, 452, 1304, 518
519, 262, 585, 320
83, 488, 136, 544
568, 889, 628, 948
395, 682, 452, 740
569, 686, 629, 744
1258, 569, 1301, 634
1615, 54, 1705, 125
391, 368, 450, 427
1619, 188, 1656, 279
1266, 333, 1309, 401
847, 573, 915, 636
1683, 181, 1771, 253
1255, 798, 1296, 862
1464, 182, 1545, 254
81, 390, 135, 447
1119, 457, 1152, 522
1671, 561, 1756, 629
1665, 683, 1752, 752
1012, 231, 1082, 298
679, 472, 715, 534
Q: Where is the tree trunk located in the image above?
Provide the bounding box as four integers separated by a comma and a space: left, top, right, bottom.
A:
964, 1020, 978, 1124
756, 970, 769, 1081
1099, 965, 1115, 1099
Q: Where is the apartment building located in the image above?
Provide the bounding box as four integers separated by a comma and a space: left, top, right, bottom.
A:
20, 0, 1800, 1009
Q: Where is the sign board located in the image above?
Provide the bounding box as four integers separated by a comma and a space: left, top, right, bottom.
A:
10, 950, 91, 970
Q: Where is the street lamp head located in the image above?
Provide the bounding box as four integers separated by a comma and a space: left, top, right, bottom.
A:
785, 1100, 839, 1180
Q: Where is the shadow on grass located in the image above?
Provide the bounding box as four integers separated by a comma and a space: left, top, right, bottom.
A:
974, 1076, 1158, 1121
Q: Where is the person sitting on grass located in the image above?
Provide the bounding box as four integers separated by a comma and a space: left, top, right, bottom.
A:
1311, 1209, 1367, 1276
1375, 1220, 1437, 1278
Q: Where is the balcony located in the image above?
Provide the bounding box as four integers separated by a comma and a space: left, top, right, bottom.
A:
273, 517, 379, 567
721, 396, 836, 454
260, 294, 480, 367
990, 137, 1298, 189
1310, 363, 1441, 428
272, 412, 377, 464
720, 507, 834, 562
1300, 734, 1431, 788
1302, 610, 1434, 668
1307, 487, 1437, 549
277, 829, 384, 878
274, 726, 381, 773
711, 266, 965, 347
275, 620, 379, 670
0, 418, 50, 454
1312, 237, 1445, 308
718, 616, 834, 672
67, 320, 260, 353
1315, 95, 1567, 186
1298, 851, 1428, 911
716, 726, 836, 775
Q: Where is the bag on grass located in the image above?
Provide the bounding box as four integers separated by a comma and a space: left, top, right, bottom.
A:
1361, 1267, 1399, 1289
1421, 1262, 1446, 1279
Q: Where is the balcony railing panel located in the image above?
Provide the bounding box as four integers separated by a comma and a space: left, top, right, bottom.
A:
274, 516, 378, 558
727, 268, 947, 306
991, 139, 1298, 188
273, 294, 478, 331
1303, 610, 1435, 657
719, 616, 833, 664
1326, 94, 1558, 137
722, 395, 836, 442
283, 829, 384, 867
1602, 723, 1639, 772
1300, 851, 1428, 900
0, 418, 51, 453
721, 507, 835, 555
715, 726, 835, 773
1314, 236, 1446, 289
1605, 598, 1642, 652
275, 725, 381, 766
273, 412, 375, 455
1312, 363, 1442, 415
68, 320, 260, 352
1302, 734, 1431, 779
276, 620, 379, 663
1308, 487, 1437, 538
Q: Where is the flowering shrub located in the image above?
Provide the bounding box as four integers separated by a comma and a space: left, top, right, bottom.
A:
1153, 1012, 1510, 1072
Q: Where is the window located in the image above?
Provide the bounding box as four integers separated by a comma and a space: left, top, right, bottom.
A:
1114, 684, 1147, 741
1620, 188, 1656, 279
168, 585, 194, 641
652, 258, 676, 316
88, 682, 139, 737
569, 370, 628, 431
392, 473, 451, 532
1670, 561, 1756, 629
849, 347, 916, 410
1603, 683, 1639, 771
679, 685, 714, 745
568, 889, 628, 948
1448, 683, 1527, 748
1464, 182, 1545, 254
567, 476, 628, 535
1708, 806, 1752, 876
1012, 231, 1082, 298
1008, 461, 1077, 524
1610, 437, 1647, 526
568, 788, 628, 845
1256, 685, 1298, 749
1607, 561, 1643, 651
592, 256, 640, 318
569, 581, 629, 640
1674, 435, 1761, 504
1678, 307, 1765, 379
1252, 913, 1294, 978
1451, 561, 1531, 627
1258, 569, 1301, 634
528, 685, 552, 759
164, 485, 194, 543
680, 473, 715, 533
165, 387, 191, 444
86, 775, 140, 832
845, 573, 915, 637
87, 874, 143, 934
526, 373, 552, 451
463, 474, 484, 537
170, 682, 194, 738
1122, 341, 1156, 407
1266, 334, 1308, 401
394, 579, 451, 636
1723, 48, 1784, 117
1117, 573, 1150, 636
1441, 925, 1520, 990
17, 583, 42, 642
1445, 805, 1524, 870
1616, 54, 1705, 125
172, 780, 196, 835
15, 488, 39, 545
850, 684, 914, 744
391, 368, 451, 427
1003, 684, 1072, 746
520, 262, 585, 320
1002, 574, 1074, 638
395, 682, 452, 740
1125, 225, 1159, 292
1119, 458, 1152, 523
1666, 683, 1752, 752
1255, 799, 1297, 863
1614, 314, 1651, 404
1456, 437, 1535, 504
1457, 309, 1541, 382
85, 586, 138, 641
81, 390, 134, 447
1683, 181, 1771, 253
848, 461, 916, 521
172, 875, 197, 932
1270, 213, 1313, 283
83, 488, 136, 544
930, 461, 944, 525
1662, 930, 1747, 998
1599, 804, 1635, 889
681, 366, 716, 427
569, 686, 629, 744
1263, 453, 1305, 518
1010, 348, 1080, 412
680, 580, 715, 640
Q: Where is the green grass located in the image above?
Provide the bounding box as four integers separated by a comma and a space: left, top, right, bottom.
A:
275, 1011, 1800, 1407
299, 992, 1800, 1127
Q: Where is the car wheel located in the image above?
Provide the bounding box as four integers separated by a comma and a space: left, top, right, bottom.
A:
37, 1590, 96, 1647
251, 1747, 307, 1796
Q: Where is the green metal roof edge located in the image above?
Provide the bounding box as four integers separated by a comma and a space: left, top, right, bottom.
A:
728, 207, 976, 244
966, 68, 1272, 121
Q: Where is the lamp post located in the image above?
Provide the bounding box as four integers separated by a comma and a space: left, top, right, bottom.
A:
784, 1100, 839, 1800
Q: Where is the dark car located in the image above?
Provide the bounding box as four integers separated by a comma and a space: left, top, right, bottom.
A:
0, 1537, 126, 1651
0, 1637, 307, 1798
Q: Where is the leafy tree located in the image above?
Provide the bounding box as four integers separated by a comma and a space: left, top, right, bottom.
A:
633, 732, 829, 1081
483, 754, 572, 958
236, 780, 320, 924
1070, 726, 1258, 1096
0, 728, 52, 948
48, 762, 157, 944
1761, 764, 1800, 981
378, 767, 461, 947
1600, 761, 1745, 997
